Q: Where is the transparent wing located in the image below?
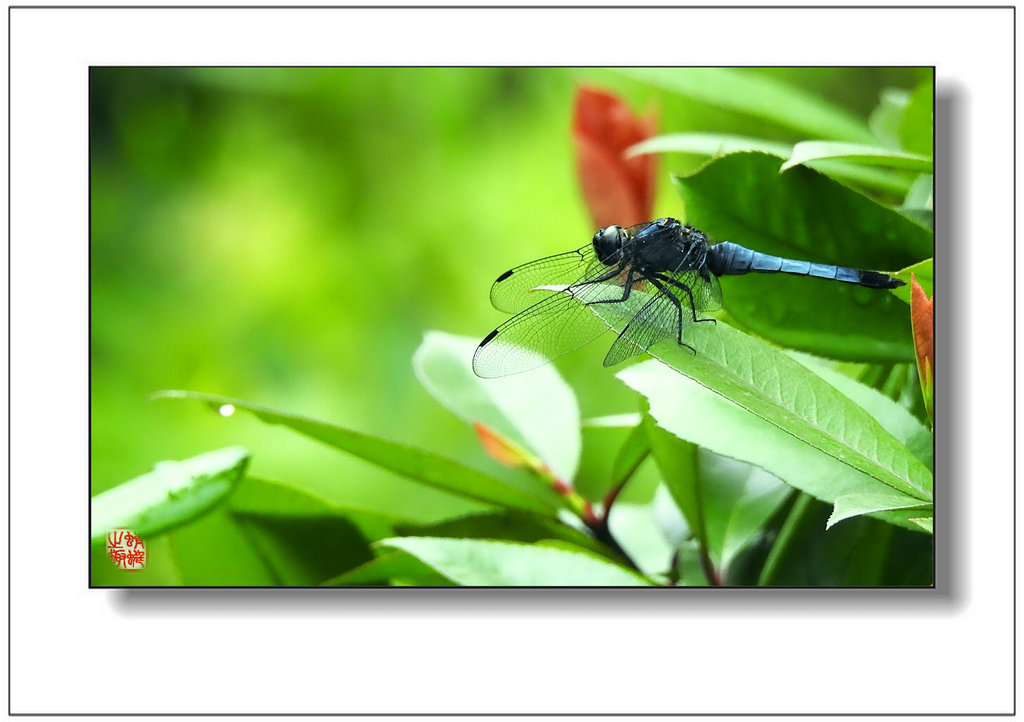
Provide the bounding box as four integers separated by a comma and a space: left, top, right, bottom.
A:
489, 244, 611, 314
487, 221, 660, 314
473, 278, 638, 378
602, 270, 721, 368
684, 267, 723, 313
602, 289, 680, 369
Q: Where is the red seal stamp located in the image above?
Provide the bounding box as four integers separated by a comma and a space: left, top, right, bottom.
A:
106, 528, 146, 571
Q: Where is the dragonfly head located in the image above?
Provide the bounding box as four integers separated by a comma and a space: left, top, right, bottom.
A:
593, 225, 628, 265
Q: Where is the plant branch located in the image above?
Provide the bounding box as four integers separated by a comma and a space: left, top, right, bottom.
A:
600, 478, 628, 517
601, 444, 650, 520
586, 458, 651, 573
586, 513, 640, 573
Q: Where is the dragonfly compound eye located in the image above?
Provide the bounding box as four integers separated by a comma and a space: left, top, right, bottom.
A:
593, 225, 625, 265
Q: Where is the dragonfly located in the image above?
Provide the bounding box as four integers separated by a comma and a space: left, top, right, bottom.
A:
472, 217, 905, 378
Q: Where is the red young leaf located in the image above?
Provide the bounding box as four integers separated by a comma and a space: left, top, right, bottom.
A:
910, 272, 933, 421
474, 422, 529, 468
573, 86, 657, 229
473, 424, 594, 518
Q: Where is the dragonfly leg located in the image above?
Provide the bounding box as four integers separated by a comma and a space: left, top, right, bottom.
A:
655, 274, 716, 326
646, 276, 696, 354
584, 267, 636, 305
571, 266, 625, 298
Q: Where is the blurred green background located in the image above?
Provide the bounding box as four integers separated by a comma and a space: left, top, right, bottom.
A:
90, 67, 929, 584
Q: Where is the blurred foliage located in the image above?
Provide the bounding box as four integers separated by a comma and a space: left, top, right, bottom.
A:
90, 67, 931, 586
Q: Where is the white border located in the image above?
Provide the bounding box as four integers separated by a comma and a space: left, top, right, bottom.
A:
9, 5, 1015, 715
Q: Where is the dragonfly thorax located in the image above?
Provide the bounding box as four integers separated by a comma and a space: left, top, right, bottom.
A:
632, 218, 709, 274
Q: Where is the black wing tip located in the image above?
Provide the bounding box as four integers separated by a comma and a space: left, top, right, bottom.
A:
495, 269, 514, 283
472, 332, 500, 378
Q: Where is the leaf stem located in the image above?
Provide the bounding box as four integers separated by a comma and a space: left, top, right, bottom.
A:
601, 442, 650, 521
698, 544, 721, 586
586, 514, 641, 573
758, 492, 815, 586
600, 478, 628, 518
681, 446, 718, 586
583, 443, 652, 573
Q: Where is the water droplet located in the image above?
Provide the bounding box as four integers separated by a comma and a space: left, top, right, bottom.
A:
219, 404, 236, 417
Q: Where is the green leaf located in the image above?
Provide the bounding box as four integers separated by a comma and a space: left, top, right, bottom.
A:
322, 550, 453, 586
91, 446, 250, 543
642, 411, 704, 546
618, 68, 875, 143
377, 537, 654, 586
909, 517, 933, 534
628, 132, 791, 159
828, 492, 931, 530
610, 421, 650, 489
228, 477, 399, 585
642, 412, 789, 576
673, 540, 713, 587
234, 515, 378, 586
891, 258, 933, 305
758, 496, 932, 586
789, 354, 933, 472
230, 475, 400, 532
153, 390, 558, 516
807, 161, 914, 197
868, 88, 911, 148
629, 133, 911, 196
780, 141, 931, 173
898, 174, 933, 230
413, 331, 581, 482
650, 483, 691, 548
167, 507, 279, 586
898, 208, 933, 232
396, 510, 610, 558
616, 339, 933, 506
903, 174, 933, 210
607, 502, 675, 578
581, 413, 642, 428
900, 79, 934, 156
697, 453, 792, 572
673, 152, 931, 361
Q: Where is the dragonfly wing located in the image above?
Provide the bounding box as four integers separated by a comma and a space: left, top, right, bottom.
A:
603, 289, 680, 368
602, 270, 720, 367
489, 244, 610, 314
691, 268, 723, 312
473, 278, 636, 378
660, 264, 724, 314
